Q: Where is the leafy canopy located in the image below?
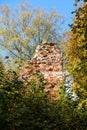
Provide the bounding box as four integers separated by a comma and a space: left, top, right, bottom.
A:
0, 1, 63, 63
65, 3, 87, 106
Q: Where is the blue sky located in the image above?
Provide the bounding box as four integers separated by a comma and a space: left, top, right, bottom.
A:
0, 0, 77, 30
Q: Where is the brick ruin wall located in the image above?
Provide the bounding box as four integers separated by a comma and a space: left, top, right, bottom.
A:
20, 43, 64, 99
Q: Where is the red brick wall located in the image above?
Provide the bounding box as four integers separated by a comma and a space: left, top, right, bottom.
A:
20, 43, 64, 99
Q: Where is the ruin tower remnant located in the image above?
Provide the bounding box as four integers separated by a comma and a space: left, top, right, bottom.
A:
32, 42, 63, 82
20, 42, 63, 99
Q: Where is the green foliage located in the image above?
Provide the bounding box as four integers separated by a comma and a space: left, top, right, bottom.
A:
65, 3, 87, 106
0, 62, 24, 129
0, 61, 87, 130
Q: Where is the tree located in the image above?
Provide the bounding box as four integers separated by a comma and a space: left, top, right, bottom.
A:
0, 1, 63, 63
0, 60, 24, 129
75, 0, 87, 3
0, 60, 87, 130
65, 2, 87, 107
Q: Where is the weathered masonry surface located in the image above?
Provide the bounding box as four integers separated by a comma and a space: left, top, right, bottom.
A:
32, 42, 63, 83
20, 43, 63, 98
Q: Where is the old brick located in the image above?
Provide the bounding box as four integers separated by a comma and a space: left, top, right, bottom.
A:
20, 42, 64, 99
